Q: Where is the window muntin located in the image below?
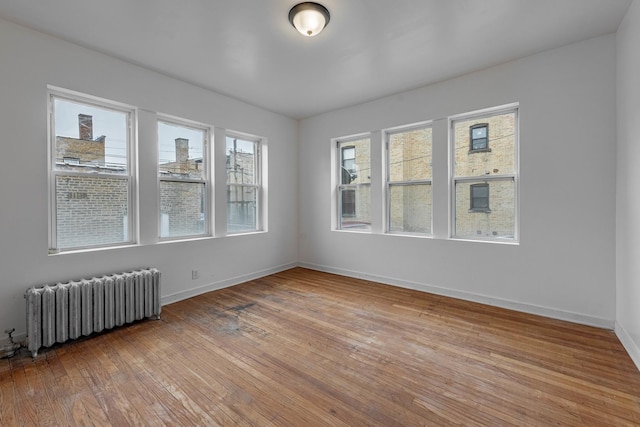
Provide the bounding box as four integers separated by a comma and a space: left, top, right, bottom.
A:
49, 92, 135, 251
158, 119, 209, 239
452, 107, 518, 241
386, 125, 432, 234
337, 137, 371, 230
226, 135, 260, 233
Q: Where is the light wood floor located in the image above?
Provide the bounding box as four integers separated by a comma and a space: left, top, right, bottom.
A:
2, 267, 640, 426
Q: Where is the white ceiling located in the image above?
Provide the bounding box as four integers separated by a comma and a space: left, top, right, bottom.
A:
0, 0, 632, 119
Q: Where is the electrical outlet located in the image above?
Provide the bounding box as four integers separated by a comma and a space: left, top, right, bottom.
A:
191, 270, 199, 280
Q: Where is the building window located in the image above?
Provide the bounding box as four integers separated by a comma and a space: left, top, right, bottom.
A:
49, 90, 136, 251
337, 136, 371, 230
452, 106, 518, 240
470, 123, 489, 151
226, 134, 261, 233
469, 183, 490, 212
386, 124, 432, 234
158, 118, 209, 239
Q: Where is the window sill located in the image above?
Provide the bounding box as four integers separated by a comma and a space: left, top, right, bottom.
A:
451, 236, 519, 245
226, 230, 267, 237
48, 242, 140, 256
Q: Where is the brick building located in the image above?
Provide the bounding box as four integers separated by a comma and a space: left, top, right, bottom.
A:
54, 114, 128, 249
341, 111, 515, 238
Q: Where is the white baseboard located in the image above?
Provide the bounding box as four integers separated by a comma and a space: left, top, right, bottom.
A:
298, 262, 615, 330
615, 321, 640, 372
161, 262, 298, 306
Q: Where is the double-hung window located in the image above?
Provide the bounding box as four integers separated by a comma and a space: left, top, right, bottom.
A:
226, 134, 261, 233
386, 124, 433, 234
158, 118, 210, 239
452, 105, 518, 240
337, 136, 371, 230
49, 90, 136, 252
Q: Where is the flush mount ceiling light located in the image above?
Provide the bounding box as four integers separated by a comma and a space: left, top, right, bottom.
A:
289, 2, 330, 37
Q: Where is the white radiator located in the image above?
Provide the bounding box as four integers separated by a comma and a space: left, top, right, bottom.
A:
25, 268, 161, 357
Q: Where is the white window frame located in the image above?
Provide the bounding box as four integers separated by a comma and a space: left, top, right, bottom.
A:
449, 104, 519, 242
385, 122, 433, 236
48, 87, 137, 253
226, 131, 262, 234
157, 115, 212, 240
336, 134, 372, 231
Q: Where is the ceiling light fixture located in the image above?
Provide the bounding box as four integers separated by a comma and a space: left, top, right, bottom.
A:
289, 2, 330, 37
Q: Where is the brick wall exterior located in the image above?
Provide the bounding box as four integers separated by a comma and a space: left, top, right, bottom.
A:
160, 180, 205, 237
388, 127, 432, 233
55, 175, 128, 248
56, 136, 105, 164
339, 112, 515, 237
159, 140, 206, 237
453, 112, 516, 238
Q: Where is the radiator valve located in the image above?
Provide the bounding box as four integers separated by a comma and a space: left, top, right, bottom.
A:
1, 328, 20, 359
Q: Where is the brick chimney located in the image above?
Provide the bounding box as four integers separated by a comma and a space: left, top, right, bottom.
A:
79, 114, 93, 140
175, 138, 189, 172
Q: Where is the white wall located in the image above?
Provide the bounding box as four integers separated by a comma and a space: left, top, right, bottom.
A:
0, 18, 298, 338
616, 0, 640, 369
299, 34, 617, 327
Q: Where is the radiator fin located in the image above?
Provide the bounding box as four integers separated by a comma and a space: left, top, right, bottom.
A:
25, 268, 161, 357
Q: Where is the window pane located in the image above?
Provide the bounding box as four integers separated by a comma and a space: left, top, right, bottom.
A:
160, 181, 205, 238
339, 186, 371, 230
158, 121, 205, 180
389, 184, 432, 234
455, 180, 515, 239
453, 111, 516, 176
339, 138, 370, 185
226, 137, 257, 185
54, 97, 128, 174
55, 176, 129, 249
227, 185, 257, 232
389, 127, 432, 182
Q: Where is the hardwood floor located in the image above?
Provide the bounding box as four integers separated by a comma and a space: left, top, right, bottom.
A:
2, 267, 640, 426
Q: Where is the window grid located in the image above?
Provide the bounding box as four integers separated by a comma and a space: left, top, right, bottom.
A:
337, 136, 371, 231
158, 118, 210, 240
451, 106, 518, 241
49, 90, 136, 252
385, 124, 433, 235
226, 134, 261, 233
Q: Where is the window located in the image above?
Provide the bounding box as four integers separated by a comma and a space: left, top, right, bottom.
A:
470, 183, 490, 212
226, 134, 261, 233
386, 124, 432, 234
452, 106, 518, 240
337, 136, 371, 230
49, 90, 135, 251
470, 123, 489, 151
158, 118, 209, 239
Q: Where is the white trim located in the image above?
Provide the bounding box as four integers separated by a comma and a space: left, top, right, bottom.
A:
298, 262, 614, 330
47, 88, 137, 252
161, 262, 297, 306
615, 321, 640, 372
